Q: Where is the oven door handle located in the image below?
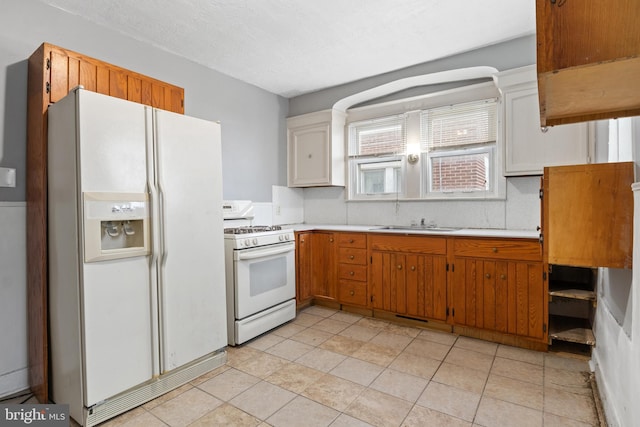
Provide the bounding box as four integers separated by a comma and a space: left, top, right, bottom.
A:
236, 243, 295, 260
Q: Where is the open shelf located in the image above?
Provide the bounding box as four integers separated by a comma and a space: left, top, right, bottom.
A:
549, 315, 595, 346
549, 288, 596, 302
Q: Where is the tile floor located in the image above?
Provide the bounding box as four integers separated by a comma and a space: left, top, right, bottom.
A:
5, 305, 600, 426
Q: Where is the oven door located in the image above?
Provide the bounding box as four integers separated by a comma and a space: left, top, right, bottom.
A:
234, 241, 296, 319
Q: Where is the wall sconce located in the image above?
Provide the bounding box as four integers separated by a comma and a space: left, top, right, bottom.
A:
408, 153, 419, 164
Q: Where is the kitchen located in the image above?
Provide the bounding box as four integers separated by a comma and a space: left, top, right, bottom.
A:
0, 1, 639, 426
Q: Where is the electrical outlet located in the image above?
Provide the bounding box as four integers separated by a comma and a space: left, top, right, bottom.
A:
0, 167, 16, 187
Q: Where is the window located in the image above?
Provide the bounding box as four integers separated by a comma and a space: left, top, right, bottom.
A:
348, 115, 406, 199
347, 92, 500, 200
421, 99, 497, 195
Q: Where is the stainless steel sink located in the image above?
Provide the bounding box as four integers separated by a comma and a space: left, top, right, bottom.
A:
372, 225, 460, 232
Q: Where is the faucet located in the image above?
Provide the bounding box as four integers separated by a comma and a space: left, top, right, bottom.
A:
420, 218, 425, 226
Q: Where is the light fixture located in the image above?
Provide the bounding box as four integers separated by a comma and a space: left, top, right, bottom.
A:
408, 153, 419, 164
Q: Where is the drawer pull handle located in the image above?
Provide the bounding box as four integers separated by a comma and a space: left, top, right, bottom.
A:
411, 266, 416, 271
349, 239, 354, 243
350, 290, 355, 296
492, 247, 498, 253
330, 238, 334, 242
349, 255, 355, 260
500, 274, 506, 280
300, 239, 304, 243
485, 273, 491, 279
349, 271, 355, 276
397, 265, 403, 270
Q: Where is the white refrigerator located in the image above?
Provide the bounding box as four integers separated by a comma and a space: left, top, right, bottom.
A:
47, 88, 227, 426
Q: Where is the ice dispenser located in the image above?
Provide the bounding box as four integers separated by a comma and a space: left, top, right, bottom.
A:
83, 192, 150, 262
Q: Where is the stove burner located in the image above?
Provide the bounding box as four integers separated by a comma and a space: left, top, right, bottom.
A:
224, 225, 283, 234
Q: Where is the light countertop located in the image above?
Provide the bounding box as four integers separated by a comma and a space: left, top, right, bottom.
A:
284, 224, 539, 239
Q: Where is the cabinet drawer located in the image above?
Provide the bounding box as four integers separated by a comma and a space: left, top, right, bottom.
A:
337, 233, 367, 249
453, 238, 541, 261
338, 281, 367, 306
338, 264, 367, 281
338, 248, 367, 265
369, 234, 447, 254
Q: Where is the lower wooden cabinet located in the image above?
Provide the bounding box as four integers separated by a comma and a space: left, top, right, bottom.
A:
295, 231, 335, 304
369, 234, 448, 322
336, 233, 368, 307
370, 251, 447, 321
296, 230, 546, 347
450, 238, 546, 343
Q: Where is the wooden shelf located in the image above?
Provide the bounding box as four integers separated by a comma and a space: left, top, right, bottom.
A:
549, 289, 596, 302
549, 316, 595, 346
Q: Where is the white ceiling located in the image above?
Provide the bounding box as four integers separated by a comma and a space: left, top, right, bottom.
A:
40, 0, 536, 98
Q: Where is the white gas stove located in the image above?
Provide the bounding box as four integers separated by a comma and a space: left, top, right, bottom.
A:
222, 201, 296, 345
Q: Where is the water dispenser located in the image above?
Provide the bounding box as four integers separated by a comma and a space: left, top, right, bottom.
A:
83, 192, 150, 262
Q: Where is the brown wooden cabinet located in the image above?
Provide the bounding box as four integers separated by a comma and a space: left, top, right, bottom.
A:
450, 238, 546, 343
295, 231, 336, 304
542, 162, 634, 269
536, 0, 640, 126
369, 234, 448, 322
336, 233, 368, 307
27, 42, 185, 403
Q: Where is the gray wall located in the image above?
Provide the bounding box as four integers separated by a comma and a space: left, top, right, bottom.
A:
0, 0, 288, 398
289, 35, 537, 116
0, 0, 289, 203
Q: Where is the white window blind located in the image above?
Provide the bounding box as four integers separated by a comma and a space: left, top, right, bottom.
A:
420, 99, 497, 151
349, 115, 406, 156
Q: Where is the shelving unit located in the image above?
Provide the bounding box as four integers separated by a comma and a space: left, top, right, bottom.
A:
548, 265, 597, 353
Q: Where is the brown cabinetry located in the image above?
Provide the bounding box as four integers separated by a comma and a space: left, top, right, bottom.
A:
450, 238, 546, 343
369, 234, 447, 322
542, 162, 634, 269
295, 231, 336, 304
536, 0, 640, 126
336, 233, 368, 307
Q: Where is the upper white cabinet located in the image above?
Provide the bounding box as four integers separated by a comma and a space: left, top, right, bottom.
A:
287, 109, 346, 187
495, 66, 592, 176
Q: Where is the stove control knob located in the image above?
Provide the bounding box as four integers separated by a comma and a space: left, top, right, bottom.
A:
244, 238, 251, 247
279, 235, 284, 241
284, 234, 290, 241
252, 238, 258, 245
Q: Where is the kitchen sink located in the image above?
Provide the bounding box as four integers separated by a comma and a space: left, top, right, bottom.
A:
372, 225, 461, 232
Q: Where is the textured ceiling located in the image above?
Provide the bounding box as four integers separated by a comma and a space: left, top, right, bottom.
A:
40, 0, 536, 98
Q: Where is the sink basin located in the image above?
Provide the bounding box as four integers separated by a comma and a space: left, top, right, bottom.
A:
373, 225, 460, 232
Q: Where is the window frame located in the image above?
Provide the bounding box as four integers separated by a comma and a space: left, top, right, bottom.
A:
346, 82, 505, 201
422, 145, 495, 199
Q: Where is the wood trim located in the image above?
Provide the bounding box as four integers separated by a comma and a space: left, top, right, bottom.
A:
26, 42, 185, 403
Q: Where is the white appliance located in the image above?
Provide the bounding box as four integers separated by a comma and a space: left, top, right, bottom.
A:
47, 88, 227, 426
223, 200, 296, 345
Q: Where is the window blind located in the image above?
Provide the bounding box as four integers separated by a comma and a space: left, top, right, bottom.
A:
348, 114, 406, 156
420, 99, 497, 151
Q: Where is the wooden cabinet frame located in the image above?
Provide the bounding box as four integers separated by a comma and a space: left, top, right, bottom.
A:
27, 42, 184, 402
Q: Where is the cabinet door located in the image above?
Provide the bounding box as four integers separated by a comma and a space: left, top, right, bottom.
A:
504, 86, 590, 176
452, 258, 545, 340
312, 232, 336, 300
288, 123, 331, 186
405, 254, 448, 321
296, 232, 314, 303
370, 251, 447, 321
543, 162, 634, 269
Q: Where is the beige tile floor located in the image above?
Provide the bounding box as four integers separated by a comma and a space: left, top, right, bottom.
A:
5, 305, 600, 426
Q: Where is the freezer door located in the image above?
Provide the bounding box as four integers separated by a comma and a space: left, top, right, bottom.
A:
77, 90, 148, 193
74, 91, 155, 406
153, 109, 227, 372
